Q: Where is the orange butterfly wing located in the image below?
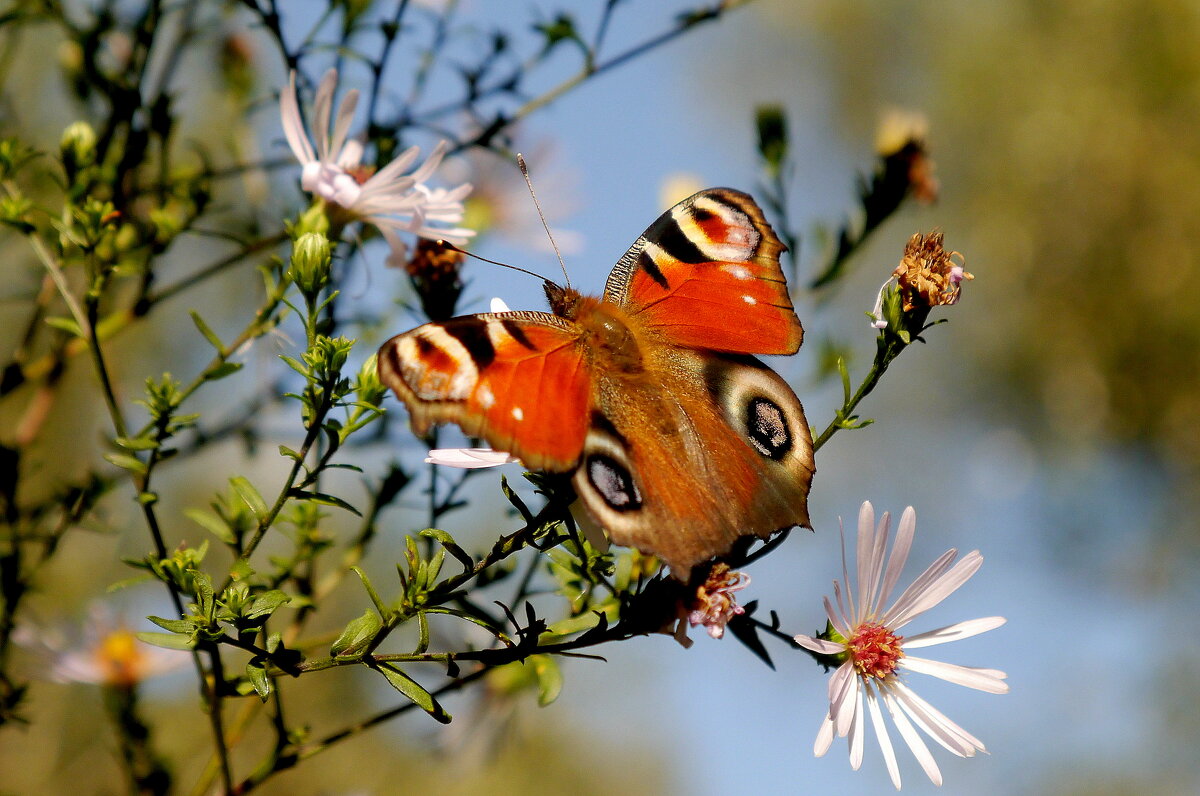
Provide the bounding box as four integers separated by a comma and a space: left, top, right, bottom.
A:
603, 188, 802, 355
377, 311, 591, 471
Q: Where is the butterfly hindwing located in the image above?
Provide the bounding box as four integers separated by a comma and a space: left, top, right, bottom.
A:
571, 347, 814, 575
603, 188, 803, 356
377, 311, 591, 471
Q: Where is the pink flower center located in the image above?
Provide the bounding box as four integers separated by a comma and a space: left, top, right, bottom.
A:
847, 622, 904, 679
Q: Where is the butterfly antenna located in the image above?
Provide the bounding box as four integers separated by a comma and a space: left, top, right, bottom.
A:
517, 153, 572, 291
437, 241, 549, 284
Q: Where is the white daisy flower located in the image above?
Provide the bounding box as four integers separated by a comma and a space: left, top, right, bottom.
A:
794, 502, 1008, 789
280, 68, 474, 262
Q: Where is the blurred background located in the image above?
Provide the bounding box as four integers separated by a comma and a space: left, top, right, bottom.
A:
2, 0, 1198, 793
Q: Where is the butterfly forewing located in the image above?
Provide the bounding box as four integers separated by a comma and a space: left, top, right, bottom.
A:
377, 311, 592, 471
603, 188, 803, 355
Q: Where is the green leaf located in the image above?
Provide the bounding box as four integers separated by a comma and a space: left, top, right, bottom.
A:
289, 488, 362, 517
136, 631, 197, 651
185, 508, 237, 545
137, 491, 158, 505
419, 528, 474, 573
375, 663, 451, 724
44, 316, 84, 337
246, 662, 271, 701
350, 567, 389, 619
245, 590, 291, 620
331, 609, 382, 658
189, 310, 226, 353
230, 476, 269, 520
229, 559, 254, 582
533, 655, 563, 706
204, 362, 243, 381
106, 573, 154, 593
146, 615, 197, 634
115, 435, 159, 451
103, 452, 147, 475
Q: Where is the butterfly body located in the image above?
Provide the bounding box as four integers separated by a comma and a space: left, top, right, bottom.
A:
379, 189, 814, 576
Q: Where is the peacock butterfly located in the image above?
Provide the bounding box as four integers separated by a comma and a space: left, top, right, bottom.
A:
377, 188, 814, 578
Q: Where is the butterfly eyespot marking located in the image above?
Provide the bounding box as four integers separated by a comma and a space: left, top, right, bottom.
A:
586, 453, 642, 512
745, 396, 792, 461
396, 330, 479, 401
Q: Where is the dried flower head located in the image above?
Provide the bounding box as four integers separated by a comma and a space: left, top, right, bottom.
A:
892, 231, 972, 312
404, 237, 466, 321
687, 562, 750, 640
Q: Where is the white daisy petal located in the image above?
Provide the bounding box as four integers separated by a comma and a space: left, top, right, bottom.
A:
793, 635, 845, 656
886, 550, 984, 629
814, 713, 836, 757
312, 69, 339, 158
425, 448, 517, 468
828, 661, 857, 730
879, 506, 916, 610
900, 656, 1010, 693
865, 684, 902, 789
281, 71, 316, 165
879, 547, 959, 628
489, 297, 512, 313
890, 680, 986, 756
848, 682, 865, 769
855, 502, 877, 617
882, 688, 944, 786
903, 616, 1007, 648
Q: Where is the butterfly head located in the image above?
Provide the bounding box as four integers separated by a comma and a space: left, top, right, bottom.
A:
544, 281, 583, 319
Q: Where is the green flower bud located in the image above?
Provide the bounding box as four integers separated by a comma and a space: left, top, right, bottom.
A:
60, 121, 97, 182
289, 232, 332, 300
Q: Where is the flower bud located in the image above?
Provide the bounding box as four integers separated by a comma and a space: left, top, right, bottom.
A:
60, 121, 97, 184
289, 232, 332, 300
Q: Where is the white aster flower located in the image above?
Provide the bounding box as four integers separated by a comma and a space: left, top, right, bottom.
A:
280, 68, 474, 262
794, 502, 1007, 789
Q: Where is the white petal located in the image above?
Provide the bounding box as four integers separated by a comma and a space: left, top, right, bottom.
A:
890, 680, 986, 757
490, 297, 511, 314
828, 662, 856, 732
424, 448, 518, 468
814, 712, 835, 757
848, 681, 865, 770
855, 502, 878, 619
793, 635, 845, 656
879, 506, 916, 612
887, 550, 984, 630
838, 518, 857, 626
862, 510, 892, 619
882, 688, 944, 786
327, 89, 360, 166
824, 594, 850, 639
865, 683, 902, 789
312, 69, 339, 158
336, 138, 364, 170
903, 616, 1007, 648
879, 547, 959, 628
370, 144, 422, 185
900, 656, 1009, 694
280, 71, 316, 165
408, 139, 448, 185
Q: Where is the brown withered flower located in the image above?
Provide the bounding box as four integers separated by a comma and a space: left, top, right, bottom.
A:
892, 231, 972, 311
405, 237, 465, 322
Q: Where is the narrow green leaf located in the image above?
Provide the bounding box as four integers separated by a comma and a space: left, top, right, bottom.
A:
246, 662, 271, 701
137, 491, 158, 505
103, 452, 147, 475
185, 508, 237, 544
136, 631, 197, 651
420, 528, 474, 573
115, 435, 159, 451
147, 615, 196, 634
350, 567, 389, 619
204, 361, 243, 381
44, 316, 83, 337
230, 476, 269, 520
290, 488, 362, 517
375, 663, 451, 724
332, 609, 382, 658
189, 310, 227, 354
